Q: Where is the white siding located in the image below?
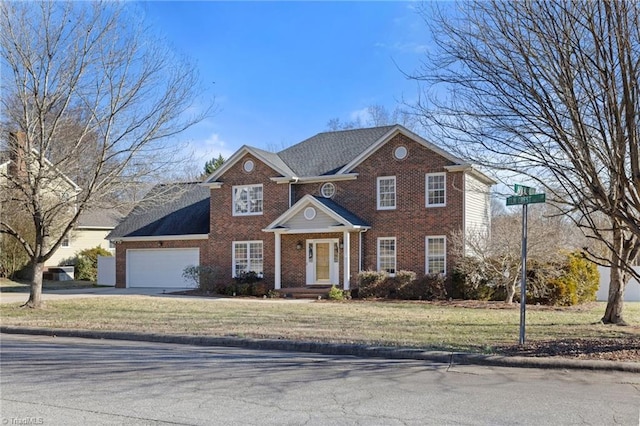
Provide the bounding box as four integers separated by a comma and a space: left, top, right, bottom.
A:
282, 204, 341, 230
464, 174, 491, 236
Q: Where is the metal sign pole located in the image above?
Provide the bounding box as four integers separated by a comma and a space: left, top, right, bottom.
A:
519, 203, 528, 345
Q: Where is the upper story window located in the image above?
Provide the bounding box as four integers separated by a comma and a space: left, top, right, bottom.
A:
61, 235, 70, 248
377, 176, 396, 210
320, 182, 336, 198
377, 237, 396, 275
426, 236, 446, 274
426, 173, 446, 207
233, 184, 263, 216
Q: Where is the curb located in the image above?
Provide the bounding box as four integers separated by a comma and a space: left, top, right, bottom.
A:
2, 326, 638, 373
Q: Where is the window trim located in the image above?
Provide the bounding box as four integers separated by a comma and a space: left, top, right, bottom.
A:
232, 240, 264, 278
320, 182, 336, 198
232, 184, 264, 216
426, 173, 446, 207
377, 237, 397, 276
377, 176, 396, 210
425, 236, 447, 275
61, 235, 70, 248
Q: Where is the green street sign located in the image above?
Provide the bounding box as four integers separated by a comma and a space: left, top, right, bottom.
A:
506, 193, 546, 206
514, 184, 536, 196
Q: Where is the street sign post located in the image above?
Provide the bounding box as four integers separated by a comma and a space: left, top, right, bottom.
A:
507, 184, 546, 345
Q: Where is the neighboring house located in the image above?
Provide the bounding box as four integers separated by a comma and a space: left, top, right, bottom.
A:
110, 125, 494, 289
47, 209, 122, 267
1, 132, 121, 272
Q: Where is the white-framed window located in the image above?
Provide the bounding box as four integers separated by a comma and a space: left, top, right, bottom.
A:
320, 182, 336, 198
232, 241, 263, 277
61, 235, 70, 248
377, 176, 396, 210
426, 173, 446, 207
377, 237, 396, 275
233, 184, 263, 216
243, 160, 255, 173
426, 236, 446, 274
394, 146, 408, 160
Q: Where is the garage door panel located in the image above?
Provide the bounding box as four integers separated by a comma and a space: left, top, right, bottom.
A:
127, 248, 199, 288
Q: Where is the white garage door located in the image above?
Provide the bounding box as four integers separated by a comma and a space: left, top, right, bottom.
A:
127, 248, 199, 288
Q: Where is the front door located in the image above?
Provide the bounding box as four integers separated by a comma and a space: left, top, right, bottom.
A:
306, 239, 339, 285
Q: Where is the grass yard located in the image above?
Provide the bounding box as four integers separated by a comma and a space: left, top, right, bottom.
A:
0, 277, 98, 292
1, 296, 638, 357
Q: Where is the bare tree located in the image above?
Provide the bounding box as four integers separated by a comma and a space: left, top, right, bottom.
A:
0, 1, 214, 307
326, 104, 419, 131
452, 204, 581, 303
412, 0, 639, 324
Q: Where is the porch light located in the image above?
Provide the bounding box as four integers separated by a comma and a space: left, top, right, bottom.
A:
296, 241, 303, 250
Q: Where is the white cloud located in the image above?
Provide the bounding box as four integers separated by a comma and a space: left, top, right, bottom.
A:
188, 132, 237, 164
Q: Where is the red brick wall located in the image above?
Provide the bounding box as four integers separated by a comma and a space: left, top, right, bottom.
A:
208, 154, 290, 287
114, 239, 208, 288
204, 134, 465, 290
293, 133, 463, 277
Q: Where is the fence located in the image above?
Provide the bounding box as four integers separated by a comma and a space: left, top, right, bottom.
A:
596, 266, 640, 302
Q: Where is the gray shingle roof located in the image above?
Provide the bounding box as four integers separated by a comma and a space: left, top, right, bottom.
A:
277, 125, 396, 176
314, 196, 370, 228
77, 209, 123, 228
108, 182, 209, 239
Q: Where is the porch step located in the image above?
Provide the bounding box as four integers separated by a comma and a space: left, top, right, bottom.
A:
276, 286, 333, 299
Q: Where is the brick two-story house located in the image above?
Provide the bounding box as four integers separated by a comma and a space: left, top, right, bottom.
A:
109, 125, 494, 289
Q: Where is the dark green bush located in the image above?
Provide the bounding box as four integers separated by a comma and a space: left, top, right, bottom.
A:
356, 270, 388, 298
213, 271, 267, 297
451, 260, 496, 301
400, 274, 448, 300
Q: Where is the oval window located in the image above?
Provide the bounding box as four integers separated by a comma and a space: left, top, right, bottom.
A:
320, 182, 336, 198
394, 146, 408, 160
304, 206, 317, 220
243, 160, 255, 172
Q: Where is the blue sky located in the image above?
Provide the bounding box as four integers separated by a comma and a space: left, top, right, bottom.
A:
138, 1, 433, 165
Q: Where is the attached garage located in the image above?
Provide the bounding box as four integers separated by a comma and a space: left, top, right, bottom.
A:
127, 248, 199, 288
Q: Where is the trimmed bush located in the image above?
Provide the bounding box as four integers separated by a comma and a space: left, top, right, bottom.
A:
400, 274, 448, 300
357, 270, 388, 299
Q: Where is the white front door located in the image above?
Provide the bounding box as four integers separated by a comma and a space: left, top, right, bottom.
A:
306, 239, 339, 285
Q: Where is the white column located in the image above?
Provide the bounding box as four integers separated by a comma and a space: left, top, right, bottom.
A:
274, 232, 281, 290
343, 230, 351, 290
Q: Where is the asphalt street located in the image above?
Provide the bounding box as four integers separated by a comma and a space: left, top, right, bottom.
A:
1, 334, 639, 425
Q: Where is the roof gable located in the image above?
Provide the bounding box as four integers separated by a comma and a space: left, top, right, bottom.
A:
277, 125, 396, 177
264, 195, 370, 232
202, 145, 295, 184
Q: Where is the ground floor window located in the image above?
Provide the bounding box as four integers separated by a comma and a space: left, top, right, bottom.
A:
233, 241, 263, 277
377, 237, 396, 275
426, 236, 446, 274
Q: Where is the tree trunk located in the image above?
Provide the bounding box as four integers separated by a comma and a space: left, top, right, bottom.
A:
601, 265, 628, 325
23, 260, 44, 308
505, 279, 516, 304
